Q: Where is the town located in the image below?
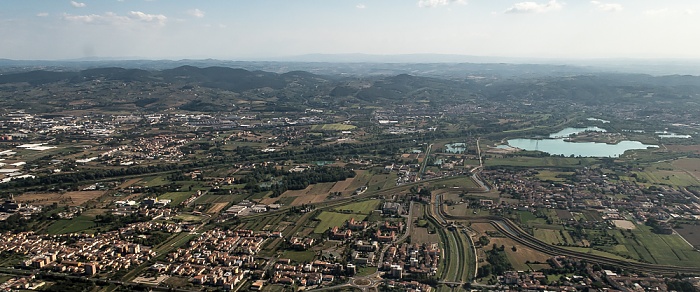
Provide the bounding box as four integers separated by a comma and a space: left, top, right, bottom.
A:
0, 64, 699, 292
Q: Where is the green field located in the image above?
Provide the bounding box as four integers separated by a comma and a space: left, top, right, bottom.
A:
335, 199, 380, 214
280, 250, 315, 263
535, 170, 573, 182
140, 175, 169, 187
313, 212, 366, 234
534, 229, 566, 245
563, 247, 634, 261
634, 169, 699, 187
436, 176, 479, 189
158, 191, 193, 206
310, 123, 357, 131
366, 172, 398, 191
174, 214, 205, 222
629, 225, 700, 266
487, 157, 594, 168
46, 215, 96, 234
194, 194, 239, 204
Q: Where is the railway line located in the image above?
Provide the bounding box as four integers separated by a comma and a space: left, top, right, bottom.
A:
440, 209, 700, 276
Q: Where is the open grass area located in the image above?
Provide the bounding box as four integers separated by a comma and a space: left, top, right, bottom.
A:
46, 215, 96, 234
280, 250, 315, 263
0, 275, 13, 284
356, 266, 378, 277
313, 212, 366, 234
310, 123, 357, 131
334, 199, 380, 214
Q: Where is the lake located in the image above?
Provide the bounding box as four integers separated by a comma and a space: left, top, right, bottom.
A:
507, 127, 657, 157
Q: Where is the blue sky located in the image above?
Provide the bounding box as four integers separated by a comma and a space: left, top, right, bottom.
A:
1, 0, 699, 60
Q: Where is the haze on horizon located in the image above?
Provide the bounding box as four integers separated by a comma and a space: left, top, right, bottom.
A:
2, 0, 700, 61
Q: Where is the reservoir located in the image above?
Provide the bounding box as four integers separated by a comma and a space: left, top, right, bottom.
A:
507, 127, 657, 157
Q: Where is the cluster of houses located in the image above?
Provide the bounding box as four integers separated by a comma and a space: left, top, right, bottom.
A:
268, 259, 346, 287
0, 221, 174, 276
156, 228, 275, 289
484, 167, 700, 229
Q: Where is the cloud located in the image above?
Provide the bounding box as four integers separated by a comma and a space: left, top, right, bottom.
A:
70, 1, 86, 8
187, 8, 205, 18
356, 4, 366, 9
504, 0, 562, 14
685, 9, 695, 15
417, 0, 466, 8
128, 11, 167, 24
590, 1, 622, 12
644, 8, 669, 16
63, 11, 167, 25
37, 12, 49, 17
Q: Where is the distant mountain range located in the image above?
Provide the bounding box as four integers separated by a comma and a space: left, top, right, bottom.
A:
2, 54, 700, 77
1, 64, 699, 115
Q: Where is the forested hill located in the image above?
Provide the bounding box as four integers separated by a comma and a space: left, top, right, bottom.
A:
0, 65, 699, 113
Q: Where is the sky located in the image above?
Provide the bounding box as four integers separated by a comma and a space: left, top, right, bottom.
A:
1, 0, 700, 60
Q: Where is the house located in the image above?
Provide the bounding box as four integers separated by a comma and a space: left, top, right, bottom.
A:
347, 218, 368, 230
382, 202, 404, 215
329, 227, 352, 240
250, 280, 265, 291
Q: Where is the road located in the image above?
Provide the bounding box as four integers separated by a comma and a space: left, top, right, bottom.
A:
419, 143, 434, 179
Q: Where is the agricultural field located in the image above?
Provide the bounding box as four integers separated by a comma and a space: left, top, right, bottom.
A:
489, 235, 551, 271
158, 191, 193, 206
435, 176, 479, 189
46, 215, 96, 234
117, 178, 143, 189
675, 224, 700, 248
270, 182, 335, 206
140, 175, 169, 187
174, 213, 205, 222
563, 247, 634, 261
333, 199, 380, 214
345, 170, 371, 191
14, 191, 105, 206
313, 212, 366, 234
672, 158, 700, 181
535, 170, 573, 182
310, 123, 357, 131
206, 202, 229, 214
629, 225, 700, 266
634, 164, 699, 187
486, 157, 595, 168
471, 223, 550, 271
366, 172, 398, 191
444, 204, 490, 217
195, 193, 239, 204
534, 228, 567, 245
554, 209, 573, 221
